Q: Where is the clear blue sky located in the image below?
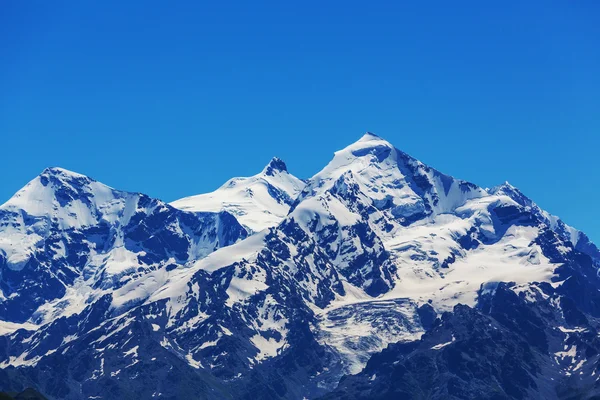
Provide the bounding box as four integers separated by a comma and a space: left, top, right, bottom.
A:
1, 1, 598, 242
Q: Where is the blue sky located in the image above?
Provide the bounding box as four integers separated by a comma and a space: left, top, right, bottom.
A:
1, 1, 598, 242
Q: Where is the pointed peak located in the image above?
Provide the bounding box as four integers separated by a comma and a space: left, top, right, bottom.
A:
358, 131, 383, 142
262, 157, 288, 176
350, 132, 393, 150
490, 181, 533, 207
333, 132, 394, 164
491, 181, 519, 194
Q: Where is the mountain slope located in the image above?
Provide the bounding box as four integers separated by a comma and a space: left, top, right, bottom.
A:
0, 134, 599, 400
322, 279, 600, 400
0, 388, 47, 400
0, 167, 248, 325
170, 158, 305, 233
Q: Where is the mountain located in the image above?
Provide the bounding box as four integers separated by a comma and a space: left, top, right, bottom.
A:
0, 133, 599, 400
0, 167, 248, 325
170, 158, 305, 233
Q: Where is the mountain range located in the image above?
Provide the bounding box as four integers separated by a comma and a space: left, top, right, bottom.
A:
1, 133, 599, 399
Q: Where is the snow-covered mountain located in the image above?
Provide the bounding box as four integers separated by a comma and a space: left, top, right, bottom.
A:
1, 133, 599, 400
170, 158, 305, 233
0, 167, 248, 325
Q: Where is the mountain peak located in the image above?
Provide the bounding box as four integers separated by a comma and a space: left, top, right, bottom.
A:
329, 132, 394, 166
490, 181, 533, 208
358, 131, 383, 142
262, 157, 288, 176
0, 166, 112, 219
491, 180, 519, 194
171, 156, 304, 232
34, 167, 102, 196
499, 180, 516, 190
351, 132, 393, 149
39, 167, 92, 183
42, 166, 82, 175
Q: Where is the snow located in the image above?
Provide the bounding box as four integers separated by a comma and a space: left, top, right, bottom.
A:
170, 158, 305, 232
0, 167, 125, 230
136, 133, 575, 375
226, 266, 269, 307
291, 193, 361, 232
147, 232, 268, 313
431, 336, 455, 350
0, 163, 250, 336
296, 133, 486, 221
574, 358, 586, 372
0, 351, 42, 368
92, 315, 136, 346
1, 133, 597, 383
385, 225, 557, 311
556, 345, 577, 359
555, 344, 579, 374
558, 326, 587, 333
199, 338, 220, 349
112, 267, 172, 310
250, 334, 281, 361
221, 326, 233, 336
32, 275, 100, 325
186, 353, 203, 369
124, 345, 139, 357
319, 199, 559, 316
99, 246, 144, 277
316, 298, 424, 374
0, 320, 38, 336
